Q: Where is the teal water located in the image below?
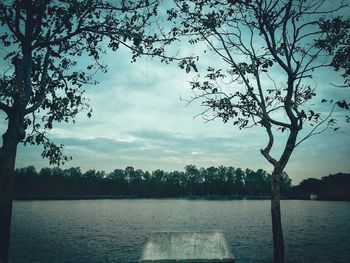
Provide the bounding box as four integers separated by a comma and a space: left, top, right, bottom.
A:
10, 199, 350, 262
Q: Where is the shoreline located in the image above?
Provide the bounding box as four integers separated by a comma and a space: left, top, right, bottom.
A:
13, 194, 348, 201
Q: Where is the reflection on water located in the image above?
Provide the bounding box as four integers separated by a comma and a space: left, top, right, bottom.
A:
10, 199, 350, 262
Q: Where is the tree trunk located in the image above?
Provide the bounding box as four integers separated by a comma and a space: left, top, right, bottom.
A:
269, 125, 298, 263
0, 119, 19, 263
271, 166, 284, 263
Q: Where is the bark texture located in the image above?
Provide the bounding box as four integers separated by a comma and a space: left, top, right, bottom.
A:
271, 167, 284, 263
0, 115, 20, 263
270, 128, 297, 263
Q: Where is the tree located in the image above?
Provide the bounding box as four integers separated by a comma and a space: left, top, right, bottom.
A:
224, 166, 236, 195
167, 1, 349, 262
39, 167, 53, 178
202, 166, 218, 195
280, 172, 292, 195
0, 0, 167, 261
245, 168, 269, 196
125, 166, 135, 183
152, 169, 166, 195
184, 164, 201, 195
166, 170, 184, 196
315, 17, 350, 86
66, 167, 83, 179
233, 167, 245, 195
107, 169, 127, 195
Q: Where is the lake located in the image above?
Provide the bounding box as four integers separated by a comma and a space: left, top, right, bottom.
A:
10, 199, 350, 262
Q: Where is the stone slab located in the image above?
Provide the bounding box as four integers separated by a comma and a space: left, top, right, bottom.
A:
140, 231, 235, 263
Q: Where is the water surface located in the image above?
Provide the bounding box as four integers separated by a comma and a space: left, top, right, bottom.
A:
10, 199, 350, 262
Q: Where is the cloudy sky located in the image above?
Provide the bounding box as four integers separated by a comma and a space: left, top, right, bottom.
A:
1, 2, 349, 185
9, 40, 348, 185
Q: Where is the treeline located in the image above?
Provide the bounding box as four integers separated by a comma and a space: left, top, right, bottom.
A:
14, 165, 292, 198
13, 166, 350, 200
295, 173, 350, 200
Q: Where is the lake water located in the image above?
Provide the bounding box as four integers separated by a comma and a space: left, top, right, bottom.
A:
10, 199, 350, 262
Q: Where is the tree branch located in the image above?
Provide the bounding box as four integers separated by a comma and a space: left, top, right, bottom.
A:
260, 124, 278, 166
24, 48, 51, 115
0, 102, 11, 115
295, 104, 336, 147
0, 1, 25, 42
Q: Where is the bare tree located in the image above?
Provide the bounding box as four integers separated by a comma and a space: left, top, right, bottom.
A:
166, 0, 350, 262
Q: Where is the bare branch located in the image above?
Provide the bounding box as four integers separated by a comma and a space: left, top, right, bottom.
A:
260, 124, 278, 166
295, 104, 336, 147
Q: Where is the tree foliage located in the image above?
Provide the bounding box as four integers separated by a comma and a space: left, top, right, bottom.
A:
14, 165, 293, 197
14, 165, 350, 200
0, 0, 172, 164
316, 17, 350, 86
166, 1, 349, 262
296, 172, 350, 200
167, 0, 349, 137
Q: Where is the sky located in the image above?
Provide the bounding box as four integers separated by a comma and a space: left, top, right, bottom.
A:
10, 43, 349, 185
1, 1, 350, 185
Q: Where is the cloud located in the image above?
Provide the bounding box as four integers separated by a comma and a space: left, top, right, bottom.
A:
9, 22, 350, 185
17, 126, 266, 174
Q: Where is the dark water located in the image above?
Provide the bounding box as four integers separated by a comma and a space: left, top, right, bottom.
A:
10, 199, 350, 263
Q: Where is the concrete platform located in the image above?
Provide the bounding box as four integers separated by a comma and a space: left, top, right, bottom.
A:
140, 231, 235, 263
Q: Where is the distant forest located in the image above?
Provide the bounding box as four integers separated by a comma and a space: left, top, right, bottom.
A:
14, 165, 350, 200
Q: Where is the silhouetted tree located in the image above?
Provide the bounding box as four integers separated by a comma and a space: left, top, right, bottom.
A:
0, 0, 167, 260
224, 166, 236, 195
152, 169, 167, 196
297, 178, 321, 196
280, 172, 292, 195
316, 17, 350, 87
245, 169, 269, 196
234, 168, 245, 195
39, 167, 52, 178
184, 164, 201, 196
66, 167, 83, 179
125, 166, 135, 183
319, 173, 350, 200
107, 169, 127, 195
167, 1, 349, 262
14, 165, 349, 201
141, 170, 152, 196
166, 170, 185, 196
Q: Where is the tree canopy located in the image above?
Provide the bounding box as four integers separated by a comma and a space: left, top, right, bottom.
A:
165, 1, 350, 262
14, 164, 293, 197
167, 0, 349, 137
0, 1, 179, 261
13, 165, 350, 200
0, 0, 171, 164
